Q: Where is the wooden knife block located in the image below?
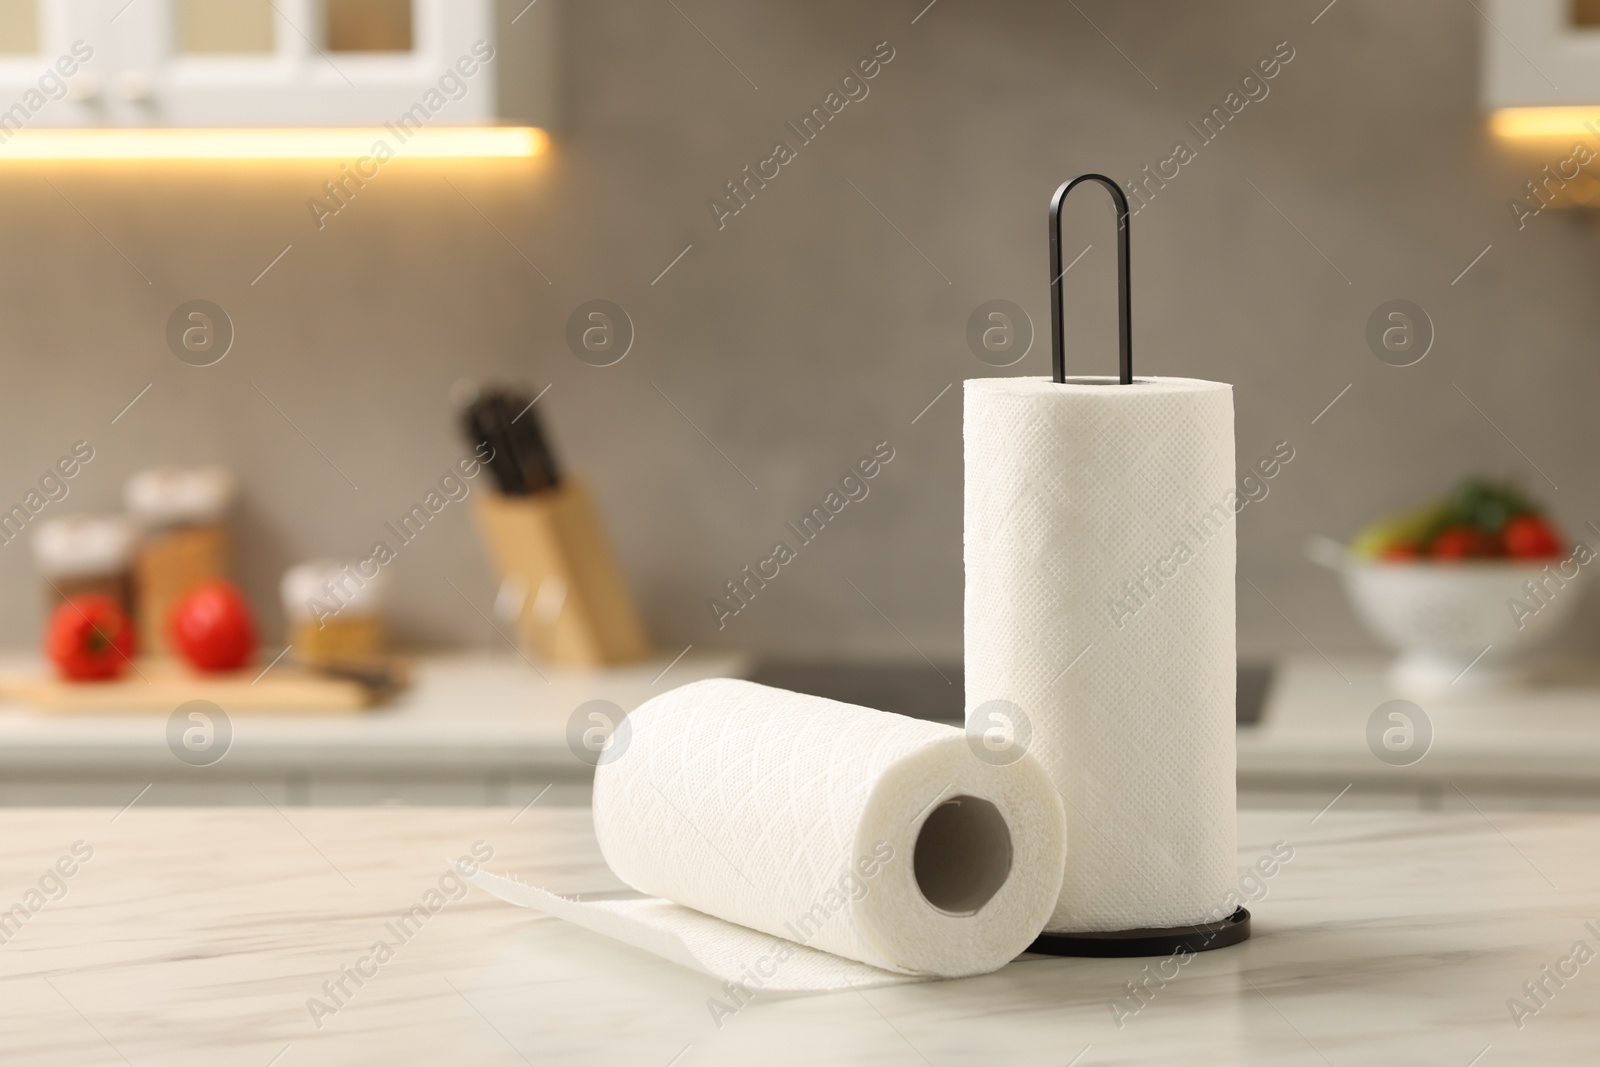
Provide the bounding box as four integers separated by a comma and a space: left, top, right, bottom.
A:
472, 481, 652, 667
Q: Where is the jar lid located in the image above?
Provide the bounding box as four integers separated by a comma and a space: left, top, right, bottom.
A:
32, 515, 138, 577
281, 560, 387, 618
125, 466, 235, 524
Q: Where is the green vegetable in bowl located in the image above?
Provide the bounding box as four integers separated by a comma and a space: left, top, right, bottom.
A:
1444, 479, 1538, 536
1350, 478, 1563, 562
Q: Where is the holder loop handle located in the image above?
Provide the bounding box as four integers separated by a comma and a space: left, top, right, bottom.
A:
1050, 174, 1132, 385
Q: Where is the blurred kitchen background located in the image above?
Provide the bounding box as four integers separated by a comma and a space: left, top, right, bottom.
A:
3, 0, 1599, 809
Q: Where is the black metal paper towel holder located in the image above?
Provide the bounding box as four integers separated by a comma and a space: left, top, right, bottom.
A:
1049, 173, 1133, 386
1027, 907, 1251, 959
1029, 175, 1251, 958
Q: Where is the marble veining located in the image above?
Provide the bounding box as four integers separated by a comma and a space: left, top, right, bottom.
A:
0, 807, 1596, 1065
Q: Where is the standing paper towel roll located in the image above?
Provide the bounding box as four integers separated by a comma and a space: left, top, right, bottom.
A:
591, 679, 1067, 978
965, 375, 1236, 934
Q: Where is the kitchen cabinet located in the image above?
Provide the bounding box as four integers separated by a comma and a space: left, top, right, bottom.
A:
1484, 0, 1600, 109
0, 0, 553, 128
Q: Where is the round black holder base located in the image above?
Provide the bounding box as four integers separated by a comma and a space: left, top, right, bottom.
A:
1027, 907, 1251, 958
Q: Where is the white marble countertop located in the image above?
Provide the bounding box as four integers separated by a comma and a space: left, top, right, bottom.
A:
1, 806, 1594, 1064
1240, 656, 1600, 803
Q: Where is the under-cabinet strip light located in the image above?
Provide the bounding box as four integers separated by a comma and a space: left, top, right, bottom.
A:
0, 126, 546, 160
1490, 107, 1600, 139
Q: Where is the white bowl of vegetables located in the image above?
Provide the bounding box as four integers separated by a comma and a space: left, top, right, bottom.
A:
1310, 480, 1589, 693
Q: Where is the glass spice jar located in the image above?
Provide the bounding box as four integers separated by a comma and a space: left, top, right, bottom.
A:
125, 467, 235, 655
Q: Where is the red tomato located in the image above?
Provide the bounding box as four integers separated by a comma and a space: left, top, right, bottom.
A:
1429, 525, 1497, 561
169, 580, 258, 672
1502, 514, 1563, 559
46, 595, 137, 681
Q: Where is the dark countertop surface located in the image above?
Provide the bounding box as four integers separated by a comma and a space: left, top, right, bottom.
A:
746, 661, 1275, 726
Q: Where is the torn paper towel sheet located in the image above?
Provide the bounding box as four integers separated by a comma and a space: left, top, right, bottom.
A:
466, 867, 916, 993
471, 678, 1067, 991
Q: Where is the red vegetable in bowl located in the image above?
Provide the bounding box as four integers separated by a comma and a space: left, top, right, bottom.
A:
1353, 479, 1565, 562
1429, 525, 1498, 561
46, 595, 137, 681
169, 580, 258, 672
1502, 514, 1562, 559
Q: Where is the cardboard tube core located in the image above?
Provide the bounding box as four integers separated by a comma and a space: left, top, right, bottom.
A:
913, 796, 1013, 916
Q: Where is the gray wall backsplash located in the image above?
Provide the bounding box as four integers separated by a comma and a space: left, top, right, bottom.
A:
1, 0, 1595, 662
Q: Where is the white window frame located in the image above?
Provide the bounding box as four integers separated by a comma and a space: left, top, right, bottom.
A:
0, 0, 501, 128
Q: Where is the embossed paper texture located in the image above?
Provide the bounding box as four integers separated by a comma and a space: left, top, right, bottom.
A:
475, 679, 1066, 991
965, 376, 1237, 933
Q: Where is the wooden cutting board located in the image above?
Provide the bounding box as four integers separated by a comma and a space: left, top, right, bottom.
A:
0, 658, 376, 713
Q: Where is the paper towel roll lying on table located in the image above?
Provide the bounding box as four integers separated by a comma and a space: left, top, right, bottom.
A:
964, 375, 1237, 934
469, 679, 1066, 990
